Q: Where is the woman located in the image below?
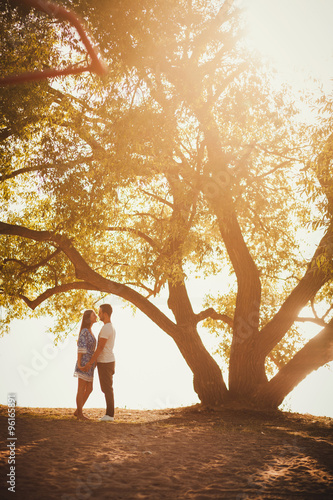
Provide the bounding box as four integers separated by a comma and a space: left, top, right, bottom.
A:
74, 309, 97, 420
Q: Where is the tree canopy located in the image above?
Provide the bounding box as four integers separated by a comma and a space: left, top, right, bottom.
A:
1, 0, 332, 409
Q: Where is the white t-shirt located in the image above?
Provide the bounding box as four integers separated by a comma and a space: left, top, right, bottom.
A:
97, 322, 116, 363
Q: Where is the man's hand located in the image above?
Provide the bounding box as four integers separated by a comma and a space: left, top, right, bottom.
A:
88, 337, 107, 367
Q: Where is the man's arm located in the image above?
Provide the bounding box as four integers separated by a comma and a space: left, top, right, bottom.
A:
82, 337, 107, 371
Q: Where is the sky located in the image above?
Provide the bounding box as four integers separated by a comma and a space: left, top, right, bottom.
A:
244, 0, 333, 91
1, 0, 333, 416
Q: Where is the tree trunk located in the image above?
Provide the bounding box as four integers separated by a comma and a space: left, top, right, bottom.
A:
172, 325, 228, 406
229, 340, 267, 403
211, 205, 264, 400
196, 110, 264, 401
167, 281, 228, 405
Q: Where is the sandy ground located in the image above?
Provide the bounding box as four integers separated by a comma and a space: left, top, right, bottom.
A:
0, 404, 332, 499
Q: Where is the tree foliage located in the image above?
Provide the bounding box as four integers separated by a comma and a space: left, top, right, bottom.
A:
1, 0, 332, 408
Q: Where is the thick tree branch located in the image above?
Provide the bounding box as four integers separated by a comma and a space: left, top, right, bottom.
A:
19, 282, 99, 310
0, 221, 179, 338
259, 317, 333, 408
295, 316, 327, 327
259, 221, 333, 356
0, 156, 94, 183
1, 165, 47, 183
195, 307, 234, 327
0, 0, 107, 86
0, 222, 54, 242
323, 303, 333, 320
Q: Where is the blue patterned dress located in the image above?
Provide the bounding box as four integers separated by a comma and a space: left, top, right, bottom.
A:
74, 328, 96, 382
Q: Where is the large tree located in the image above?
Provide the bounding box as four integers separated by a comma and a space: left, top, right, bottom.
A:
1, 0, 332, 408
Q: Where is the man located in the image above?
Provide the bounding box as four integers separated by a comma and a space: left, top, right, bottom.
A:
84, 303, 116, 422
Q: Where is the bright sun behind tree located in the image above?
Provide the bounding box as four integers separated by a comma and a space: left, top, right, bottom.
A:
244, 0, 333, 88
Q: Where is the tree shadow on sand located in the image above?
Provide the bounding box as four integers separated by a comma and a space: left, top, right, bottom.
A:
0, 405, 332, 499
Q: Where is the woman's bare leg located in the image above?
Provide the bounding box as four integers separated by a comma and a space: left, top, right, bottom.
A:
75, 380, 93, 418
82, 382, 93, 407
76, 379, 90, 419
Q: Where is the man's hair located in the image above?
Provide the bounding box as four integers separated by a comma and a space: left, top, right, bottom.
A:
100, 303, 112, 317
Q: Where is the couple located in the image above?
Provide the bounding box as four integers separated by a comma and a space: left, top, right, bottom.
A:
74, 303, 116, 421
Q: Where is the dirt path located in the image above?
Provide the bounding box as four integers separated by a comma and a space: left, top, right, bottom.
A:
0, 405, 332, 499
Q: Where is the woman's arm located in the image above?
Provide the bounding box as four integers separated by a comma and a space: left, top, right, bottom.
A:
77, 329, 88, 369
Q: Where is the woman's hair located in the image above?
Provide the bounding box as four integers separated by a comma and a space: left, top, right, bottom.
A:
79, 309, 95, 332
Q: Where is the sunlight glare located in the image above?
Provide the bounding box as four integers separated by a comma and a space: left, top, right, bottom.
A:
243, 0, 333, 89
